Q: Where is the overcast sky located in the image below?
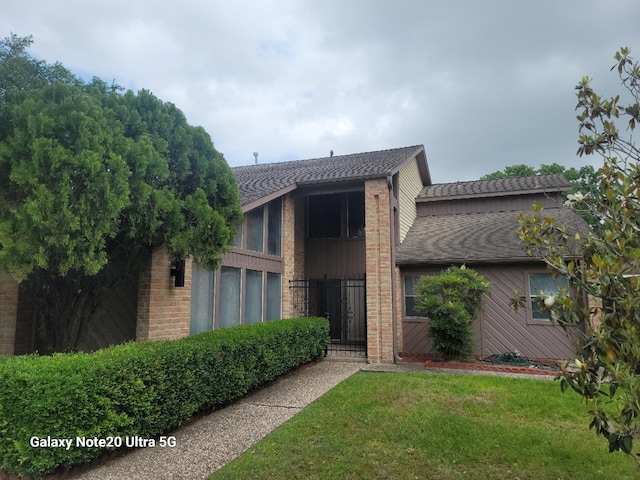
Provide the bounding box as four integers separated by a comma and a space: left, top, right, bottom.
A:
3, 1, 640, 182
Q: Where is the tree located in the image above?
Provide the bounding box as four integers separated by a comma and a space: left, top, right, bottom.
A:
415, 266, 491, 360
481, 162, 600, 229
0, 36, 242, 352
515, 47, 640, 460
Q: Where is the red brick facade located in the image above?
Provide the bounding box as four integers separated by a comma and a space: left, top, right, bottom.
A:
136, 246, 193, 341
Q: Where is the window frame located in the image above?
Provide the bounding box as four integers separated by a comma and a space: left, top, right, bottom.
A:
403, 274, 425, 318
525, 271, 569, 325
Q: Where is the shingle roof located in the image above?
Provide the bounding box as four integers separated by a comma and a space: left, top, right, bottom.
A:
233, 145, 426, 207
396, 207, 589, 264
417, 174, 571, 202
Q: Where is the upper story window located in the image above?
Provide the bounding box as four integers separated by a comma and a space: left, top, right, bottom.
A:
307, 191, 365, 239
240, 197, 282, 255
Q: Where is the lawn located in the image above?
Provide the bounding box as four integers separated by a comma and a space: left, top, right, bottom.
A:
210, 372, 638, 480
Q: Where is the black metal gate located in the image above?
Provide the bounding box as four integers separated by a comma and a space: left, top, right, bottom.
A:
289, 277, 366, 357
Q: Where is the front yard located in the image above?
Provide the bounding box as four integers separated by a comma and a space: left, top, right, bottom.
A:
211, 372, 637, 480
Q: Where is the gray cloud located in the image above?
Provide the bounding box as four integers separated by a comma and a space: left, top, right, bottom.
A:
3, 0, 640, 182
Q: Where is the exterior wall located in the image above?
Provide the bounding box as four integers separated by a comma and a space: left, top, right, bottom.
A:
416, 192, 564, 216
0, 271, 19, 355
136, 246, 193, 341
398, 156, 423, 242
304, 238, 366, 277
365, 178, 395, 363
282, 194, 305, 318
400, 264, 580, 361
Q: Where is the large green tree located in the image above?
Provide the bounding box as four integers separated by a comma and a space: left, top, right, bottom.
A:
0, 35, 242, 352
516, 47, 640, 460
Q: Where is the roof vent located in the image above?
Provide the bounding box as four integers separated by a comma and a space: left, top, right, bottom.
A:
253, 152, 258, 165
330, 150, 334, 157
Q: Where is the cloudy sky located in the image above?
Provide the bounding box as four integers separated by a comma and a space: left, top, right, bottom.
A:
3, 1, 640, 182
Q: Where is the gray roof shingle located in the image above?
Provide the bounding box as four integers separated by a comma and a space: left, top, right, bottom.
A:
233, 145, 425, 207
396, 207, 589, 264
417, 174, 571, 202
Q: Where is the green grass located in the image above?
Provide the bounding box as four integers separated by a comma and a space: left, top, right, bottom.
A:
210, 372, 638, 480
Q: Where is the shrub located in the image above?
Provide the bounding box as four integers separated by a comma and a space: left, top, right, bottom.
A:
415, 266, 491, 360
0, 317, 329, 478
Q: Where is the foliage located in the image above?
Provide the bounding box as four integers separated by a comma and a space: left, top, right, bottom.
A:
515, 47, 640, 459
0, 35, 242, 351
481, 162, 600, 229
0, 317, 329, 478
212, 373, 639, 480
415, 266, 491, 360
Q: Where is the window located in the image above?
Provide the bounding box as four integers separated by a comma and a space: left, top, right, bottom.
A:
404, 275, 422, 317
266, 272, 282, 320
246, 208, 264, 252
347, 191, 365, 237
219, 266, 241, 327
308, 194, 341, 238
268, 197, 282, 255
233, 222, 243, 248
190, 263, 215, 334
245, 269, 263, 324
528, 273, 568, 321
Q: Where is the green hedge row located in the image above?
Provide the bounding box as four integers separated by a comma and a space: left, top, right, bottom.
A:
0, 317, 329, 478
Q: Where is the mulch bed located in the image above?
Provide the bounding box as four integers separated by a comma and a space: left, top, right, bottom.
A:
400, 355, 559, 377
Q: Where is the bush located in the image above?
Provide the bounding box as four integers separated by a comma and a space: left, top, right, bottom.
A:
415, 266, 491, 360
0, 317, 329, 478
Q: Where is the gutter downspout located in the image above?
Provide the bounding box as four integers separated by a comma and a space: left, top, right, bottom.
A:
387, 175, 402, 364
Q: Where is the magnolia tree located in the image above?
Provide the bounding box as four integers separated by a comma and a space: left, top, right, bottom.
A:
516, 47, 640, 459
0, 35, 242, 352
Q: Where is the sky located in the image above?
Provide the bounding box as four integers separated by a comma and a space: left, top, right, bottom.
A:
3, 0, 640, 183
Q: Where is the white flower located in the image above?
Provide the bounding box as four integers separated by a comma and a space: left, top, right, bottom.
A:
543, 295, 556, 308
564, 192, 587, 207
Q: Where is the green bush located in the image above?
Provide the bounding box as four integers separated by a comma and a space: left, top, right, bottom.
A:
0, 317, 329, 478
416, 266, 491, 360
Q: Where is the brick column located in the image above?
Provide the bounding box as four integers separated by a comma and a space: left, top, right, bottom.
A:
136, 246, 192, 341
0, 271, 19, 356
365, 179, 394, 363
281, 194, 305, 319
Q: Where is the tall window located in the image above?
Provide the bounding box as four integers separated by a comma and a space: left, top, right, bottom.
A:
190, 263, 215, 334
528, 273, 568, 321
268, 198, 282, 255
246, 209, 264, 252
404, 275, 422, 317
219, 266, 241, 327
347, 191, 365, 237
266, 272, 282, 320
245, 269, 263, 324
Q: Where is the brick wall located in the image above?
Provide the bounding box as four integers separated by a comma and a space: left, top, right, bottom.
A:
365, 179, 395, 363
0, 270, 19, 355
281, 194, 305, 318
136, 246, 192, 341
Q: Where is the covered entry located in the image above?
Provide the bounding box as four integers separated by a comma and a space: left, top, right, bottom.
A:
289, 277, 366, 357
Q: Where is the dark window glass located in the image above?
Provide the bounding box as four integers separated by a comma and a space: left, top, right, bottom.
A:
268, 198, 282, 256
308, 194, 341, 238
348, 191, 365, 237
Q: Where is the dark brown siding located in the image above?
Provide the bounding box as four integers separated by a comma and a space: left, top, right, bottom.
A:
401, 263, 580, 360
416, 193, 564, 216
222, 250, 283, 273
304, 237, 366, 278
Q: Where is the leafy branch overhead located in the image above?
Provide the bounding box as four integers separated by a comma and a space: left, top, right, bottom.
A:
516, 47, 640, 460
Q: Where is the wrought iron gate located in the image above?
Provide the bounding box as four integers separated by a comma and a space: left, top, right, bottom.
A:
289, 277, 366, 357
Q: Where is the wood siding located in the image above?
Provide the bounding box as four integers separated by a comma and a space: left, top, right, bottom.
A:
400, 264, 580, 360
222, 249, 283, 273
304, 237, 366, 278
398, 156, 423, 242
416, 193, 564, 216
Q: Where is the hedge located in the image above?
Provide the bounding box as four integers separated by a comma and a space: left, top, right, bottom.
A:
0, 317, 329, 478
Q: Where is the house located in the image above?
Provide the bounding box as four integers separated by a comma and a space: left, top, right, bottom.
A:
396, 174, 589, 361
0, 145, 588, 362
